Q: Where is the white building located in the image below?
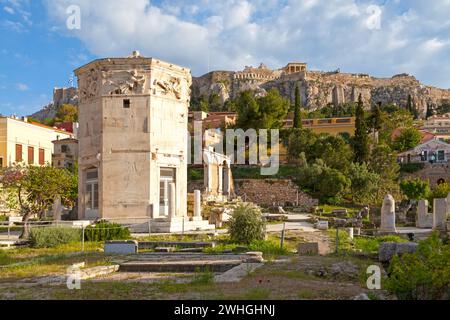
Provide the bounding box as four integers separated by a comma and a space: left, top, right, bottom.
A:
0, 116, 73, 168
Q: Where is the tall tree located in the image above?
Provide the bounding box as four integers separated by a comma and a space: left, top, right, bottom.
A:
293, 84, 302, 129
406, 94, 419, 119
406, 94, 413, 113
353, 94, 370, 164
0, 165, 77, 238
55, 104, 78, 123
426, 103, 434, 119
371, 103, 383, 131
236, 89, 289, 130
392, 127, 422, 152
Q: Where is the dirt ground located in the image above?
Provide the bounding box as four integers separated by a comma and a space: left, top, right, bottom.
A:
0, 253, 389, 300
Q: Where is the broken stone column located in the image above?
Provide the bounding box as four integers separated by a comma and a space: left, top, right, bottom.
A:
193, 190, 202, 221
52, 196, 62, 221
417, 199, 432, 228
433, 198, 447, 231
380, 194, 397, 233
169, 183, 176, 219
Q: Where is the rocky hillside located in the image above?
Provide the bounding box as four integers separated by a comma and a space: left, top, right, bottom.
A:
192, 68, 450, 115
29, 68, 450, 119
30, 87, 78, 121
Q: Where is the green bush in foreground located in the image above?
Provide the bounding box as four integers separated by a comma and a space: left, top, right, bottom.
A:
29, 227, 82, 248
354, 235, 407, 253
386, 233, 449, 300
84, 220, 131, 242
228, 203, 265, 245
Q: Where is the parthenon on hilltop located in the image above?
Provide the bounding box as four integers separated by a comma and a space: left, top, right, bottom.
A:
233, 62, 308, 81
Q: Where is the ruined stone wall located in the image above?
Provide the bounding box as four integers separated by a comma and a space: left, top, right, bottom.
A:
404, 163, 450, 187
233, 179, 317, 207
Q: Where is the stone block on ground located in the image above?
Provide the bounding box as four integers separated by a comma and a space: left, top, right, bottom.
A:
298, 243, 319, 255
332, 209, 348, 217
104, 240, 138, 254
154, 247, 176, 253
242, 251, 264, 263
315, 221, 329, 230
379, 242, 418, 262
214, 263, 264, 283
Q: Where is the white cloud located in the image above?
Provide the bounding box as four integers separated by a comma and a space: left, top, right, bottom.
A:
44, 0, 450, 88
3, 6, 14, 14
16, 83, 29, 91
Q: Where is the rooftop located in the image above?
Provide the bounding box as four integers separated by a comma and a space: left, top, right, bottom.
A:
0, 116, 74, 135
74, 51, 191, 75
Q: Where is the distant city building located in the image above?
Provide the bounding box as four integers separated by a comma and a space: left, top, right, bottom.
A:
52, 138, 78, 169
188, 111, 237, 131
0, 116, 73, 168
397, 139, 450, 164
284, 117, 356, 137
392, 128, 436, 145
421, 114, 450, 142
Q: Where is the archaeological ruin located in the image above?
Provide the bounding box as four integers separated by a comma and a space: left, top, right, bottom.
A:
75, 51, 214, 232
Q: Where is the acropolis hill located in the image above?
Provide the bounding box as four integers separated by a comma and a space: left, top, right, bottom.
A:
30, 61, 450, 120
191, 62, 450, 114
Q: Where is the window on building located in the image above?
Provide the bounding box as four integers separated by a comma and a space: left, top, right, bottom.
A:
61, 145, 69, 153
421, 151, 428, 162
0, 157, 3, 168
28, 146, 34, 165
438, 150, 445, 161
123, 99, 131, 109
39, 149, 45, 165
15, 144, 22, 162
86, 169, 99, 210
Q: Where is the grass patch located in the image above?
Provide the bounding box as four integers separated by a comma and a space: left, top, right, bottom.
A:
318, 204, 359, 215
249, 239, 290, 257
329, 229, 408, 255
243, 288, 271, 300
354, 235, 408, 253
298, 289, 315, 299
191, 269, 214, 285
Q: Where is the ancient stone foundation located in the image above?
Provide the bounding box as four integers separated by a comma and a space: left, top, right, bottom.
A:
233, 179, 317, 207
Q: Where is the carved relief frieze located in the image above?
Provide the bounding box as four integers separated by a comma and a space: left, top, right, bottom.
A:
153, 76, 185, 100
79, 68, 100, 102
102, 69, 147, 95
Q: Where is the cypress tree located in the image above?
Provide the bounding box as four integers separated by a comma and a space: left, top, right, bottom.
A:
353, 94, 370, 164
371, 102, 383, 131
406, 94, 413, 113
293, 84, 302, 129
426, 104, 434, 119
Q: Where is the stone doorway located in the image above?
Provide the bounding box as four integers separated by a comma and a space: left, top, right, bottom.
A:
159, 168, 176, 216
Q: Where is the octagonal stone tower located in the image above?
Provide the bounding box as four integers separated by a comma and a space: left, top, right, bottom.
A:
75, 52, 191, 224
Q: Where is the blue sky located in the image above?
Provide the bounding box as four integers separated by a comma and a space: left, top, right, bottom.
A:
1, 0, 450, 116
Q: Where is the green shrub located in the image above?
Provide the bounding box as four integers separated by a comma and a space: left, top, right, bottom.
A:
399, 163, 425, 173
0, 215, 8, 222
249, 239, 289, 256
386, 233, 450, 300
188, 168, 204, 181
84, 220, 131, 242
29, 227, 82, 248
228, 203, 265, 244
